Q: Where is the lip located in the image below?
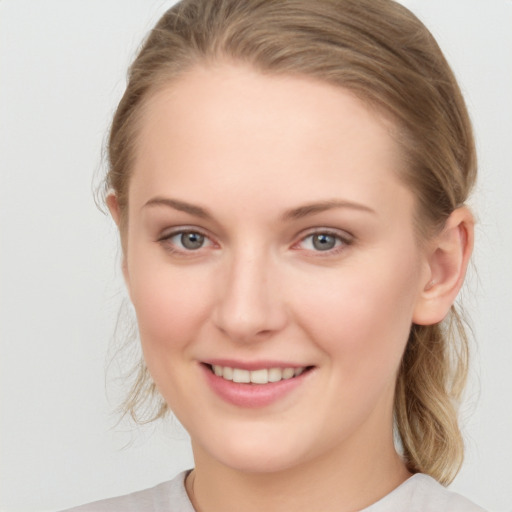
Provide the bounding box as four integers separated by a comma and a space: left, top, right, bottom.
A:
203, 358, 306, 371
200, 361, 314, 408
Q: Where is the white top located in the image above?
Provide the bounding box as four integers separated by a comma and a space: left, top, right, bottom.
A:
62, 470, 487, 511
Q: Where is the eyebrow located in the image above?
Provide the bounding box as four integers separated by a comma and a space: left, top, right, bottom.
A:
281, 199, 376, 220
143, 197, 212, 218
143, 197, 375, 220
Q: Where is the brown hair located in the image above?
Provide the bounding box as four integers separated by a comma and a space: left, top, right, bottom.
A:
106, 0, 477, 485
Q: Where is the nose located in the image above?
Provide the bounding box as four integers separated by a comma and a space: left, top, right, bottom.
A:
212, 248, 288, 343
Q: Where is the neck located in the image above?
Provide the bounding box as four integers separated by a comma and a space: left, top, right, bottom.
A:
187, 427, 410, 512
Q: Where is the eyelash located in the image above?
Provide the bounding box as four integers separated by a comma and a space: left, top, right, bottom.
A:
157, 228, 353, 257
158, 228, 214, 255
293, 230, 353, 256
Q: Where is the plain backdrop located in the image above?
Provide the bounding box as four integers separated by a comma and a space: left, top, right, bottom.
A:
0, 1, 511, 511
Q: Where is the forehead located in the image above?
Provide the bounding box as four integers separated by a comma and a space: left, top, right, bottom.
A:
130, 63, 413, 220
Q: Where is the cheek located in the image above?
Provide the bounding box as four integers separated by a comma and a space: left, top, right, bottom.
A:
293, 249, 420, 376
127, 251, 214, 357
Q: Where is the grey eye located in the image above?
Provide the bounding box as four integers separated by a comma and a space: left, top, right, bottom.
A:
311, 233, 337, 251
180, 232, 205, 250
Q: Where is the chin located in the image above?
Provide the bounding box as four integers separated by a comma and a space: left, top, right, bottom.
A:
218, 450, 303, 475
194, 428, 311, 475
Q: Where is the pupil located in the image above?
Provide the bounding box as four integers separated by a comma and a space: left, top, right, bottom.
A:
181, 232, 204, 250
313, 234, 335, 251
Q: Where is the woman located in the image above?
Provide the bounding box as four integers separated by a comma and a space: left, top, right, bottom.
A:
65, 0, 485, 510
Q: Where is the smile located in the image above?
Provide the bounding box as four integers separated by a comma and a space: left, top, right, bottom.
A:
202, 363, 314, 407
210, 365, 306, 384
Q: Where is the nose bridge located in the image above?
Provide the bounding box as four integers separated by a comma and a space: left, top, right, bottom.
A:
213, 243, 286, 342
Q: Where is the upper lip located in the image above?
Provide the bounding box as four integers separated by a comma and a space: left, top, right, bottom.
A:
202, 359, 311, 371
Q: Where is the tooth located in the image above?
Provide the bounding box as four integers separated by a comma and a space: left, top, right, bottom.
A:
282, 367, 295, 379
222, 366, 233, 380
214, 365, 305, 383
268, 368, 283, 382
250, 369, 269, 384
233, 368, 250, 383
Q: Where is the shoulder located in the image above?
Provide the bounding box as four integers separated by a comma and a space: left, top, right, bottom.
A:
363, 473, 487, 512
59, 471, 195, 512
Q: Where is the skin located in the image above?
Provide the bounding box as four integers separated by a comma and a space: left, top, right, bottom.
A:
108, 63, 473, 512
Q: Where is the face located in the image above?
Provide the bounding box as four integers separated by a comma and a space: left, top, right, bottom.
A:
121, 64, 431, 474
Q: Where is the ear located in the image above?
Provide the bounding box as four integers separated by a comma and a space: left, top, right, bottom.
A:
413, 207, 474, 325
106, 191, 130, 287
106, 190, 122, 227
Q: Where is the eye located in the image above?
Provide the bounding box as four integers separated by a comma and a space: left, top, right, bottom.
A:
296, 230, 351, 253
159, 229, 214, 252
176, 231, 206, 250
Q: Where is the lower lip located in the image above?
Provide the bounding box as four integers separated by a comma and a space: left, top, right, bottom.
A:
201, 364, 311, 408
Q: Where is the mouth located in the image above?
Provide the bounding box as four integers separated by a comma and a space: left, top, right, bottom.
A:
200, 362, 315, 408
204, 363, 314, 384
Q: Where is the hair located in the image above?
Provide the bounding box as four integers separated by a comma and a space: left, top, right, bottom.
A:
105, 0, 477, 485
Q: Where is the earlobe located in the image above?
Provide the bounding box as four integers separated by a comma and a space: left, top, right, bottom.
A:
413, 207, 474, 326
